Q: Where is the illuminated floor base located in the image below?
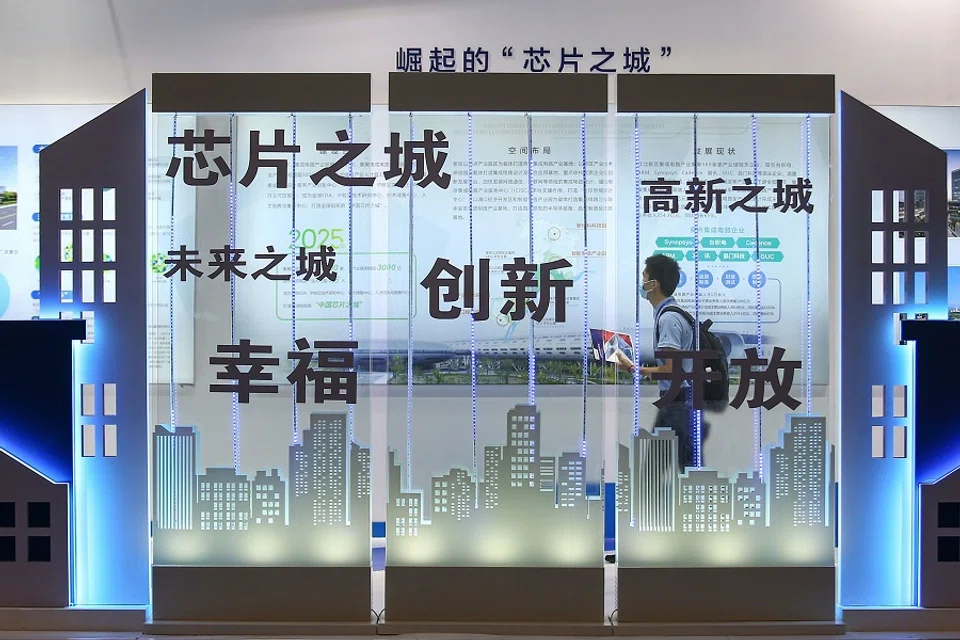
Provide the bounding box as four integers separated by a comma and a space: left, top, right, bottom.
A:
385, 566, 605, 625
842, 607, 960, 632
0, 606, 146, 631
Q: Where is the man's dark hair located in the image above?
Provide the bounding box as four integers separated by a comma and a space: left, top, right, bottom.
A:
645, 254, 681, 296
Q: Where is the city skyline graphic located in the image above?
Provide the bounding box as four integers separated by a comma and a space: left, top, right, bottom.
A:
152, 412, 371, 566
617, 414, 835, 568
388, 403, 602, 568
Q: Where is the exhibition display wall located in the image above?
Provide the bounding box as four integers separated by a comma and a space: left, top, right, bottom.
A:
1, 71, 956, 634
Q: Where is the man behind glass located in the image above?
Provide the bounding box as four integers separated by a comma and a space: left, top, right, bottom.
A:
614, 253, 709, 471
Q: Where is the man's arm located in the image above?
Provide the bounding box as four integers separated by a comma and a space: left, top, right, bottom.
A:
615, 313, 685, 376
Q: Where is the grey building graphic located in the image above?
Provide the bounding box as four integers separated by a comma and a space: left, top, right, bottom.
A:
151, 412, 371, 566
0, 450, 70, 607
153, 425, 196, 531
618, 415, 834, 567
951, 168, 960, 203
920, 466, 960, 607
388, 404, 600, 567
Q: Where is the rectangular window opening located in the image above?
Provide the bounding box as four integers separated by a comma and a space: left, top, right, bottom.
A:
872, 385, 885, 418
102, 188, 116, 221
81, 424, 96, 457
60, 270, 73, 304
103, 270, 116, 303
872, 231, 884, 265
893, 272, 905, 305
872, 425, 885, 458
872, 272, 885, 305
893, 425, 907, 459
913, 190, 927, 224
871, 190, 884, 223
915, 234, 927, 265
80, 188, 94, 221
102, 229, 116, 263
915, 272, 928, 305
894, 190, 906, 224
103, 383, 116, 416
59, 188, 73, 222
893, 230, 905, 264
81, 383, 95, 416
103, 424, 117, 457
893, 385, 907, 418
60, 230, 73, 263
81, 270, 94, 304
80, 229, 94, 263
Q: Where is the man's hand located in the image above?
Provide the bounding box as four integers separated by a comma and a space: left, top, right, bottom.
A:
613, 349, 635, 373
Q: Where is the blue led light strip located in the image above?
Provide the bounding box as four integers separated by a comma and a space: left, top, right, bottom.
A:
169, 114, 179, 429
347, 114, 355, 446
804, 114, 812, 414
751, 115, 763, 476
406, 113, 414, 489
633, 114, 641, 439
468, 112, 478, 507
291, 114, 299, 444
229, 115, 239, 472
527, 113, 536, 406
580, 113, 589, 459
692, 115, 702, 468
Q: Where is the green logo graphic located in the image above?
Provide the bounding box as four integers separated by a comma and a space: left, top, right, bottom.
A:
150, 253, 167, 275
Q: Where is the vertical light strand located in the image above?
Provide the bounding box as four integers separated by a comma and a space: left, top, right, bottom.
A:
347, 114, 355, 523
580, 113, 589, 459
633, 114, 641, 439
804, 114, 813, 414
751, 115, 763, 476
347, 114, 356, 446
229, 114, 239, 472
692, 115, 702, 468
168, 114, 179, 429
527, 113, 536, 406
291, 114, 299, 445
406, 113, 414, 489
468, 112, 478, 507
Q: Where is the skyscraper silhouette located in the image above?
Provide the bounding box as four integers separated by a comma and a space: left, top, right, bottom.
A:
350, 441, 371, 525
617, 444, 631, 518
153, 425, 197, 531
297, 413, 348, 525
770, 415, 827, 527
252, 469, 285, 527
481, 445, 502, 509
558, 452, 586, 508
633, 428, 678, 531
678, 469, 731, 534
733, 471, 765, 527
505, 405, 541, 491
196, 467, 250, 532
432, 468, 474, 521
388, 450, 421, 537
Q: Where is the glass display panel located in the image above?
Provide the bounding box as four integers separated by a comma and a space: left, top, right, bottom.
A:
614, 113, 833, 568
149, 111, 373, 567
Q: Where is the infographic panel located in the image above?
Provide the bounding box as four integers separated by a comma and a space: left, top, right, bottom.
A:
615, 114, 833, 568
151, 112, 372, 566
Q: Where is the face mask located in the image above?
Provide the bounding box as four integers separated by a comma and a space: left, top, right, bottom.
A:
640, 280, 655, 300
